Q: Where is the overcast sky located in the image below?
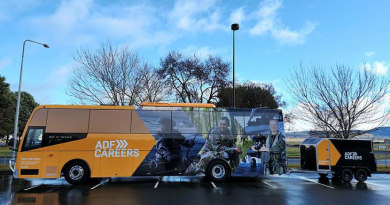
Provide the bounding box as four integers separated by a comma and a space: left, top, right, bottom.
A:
1, 0, 389, 129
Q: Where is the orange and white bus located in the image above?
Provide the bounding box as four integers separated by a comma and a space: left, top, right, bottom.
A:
10, 102, 286, 184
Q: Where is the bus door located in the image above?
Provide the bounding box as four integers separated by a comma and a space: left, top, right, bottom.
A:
317, 139, 331, 171
18, 127, 45, 178
42, 133, 61, 178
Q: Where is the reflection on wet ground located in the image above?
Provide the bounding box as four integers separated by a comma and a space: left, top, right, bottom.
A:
2, 173, 390, 205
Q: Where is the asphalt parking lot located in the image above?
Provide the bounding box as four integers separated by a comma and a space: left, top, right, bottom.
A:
1, 173, 390, 205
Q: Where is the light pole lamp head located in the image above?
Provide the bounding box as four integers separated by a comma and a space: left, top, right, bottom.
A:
231, 23, 239, 31
43, 44, 50, 48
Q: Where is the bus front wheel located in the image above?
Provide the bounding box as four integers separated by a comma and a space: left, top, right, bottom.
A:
64, 161, 90, 184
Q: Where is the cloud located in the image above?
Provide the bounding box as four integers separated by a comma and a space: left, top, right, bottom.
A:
0, 0, 38, 23
31, 0, 92, 33
0, 59, 11, 70
229, 7, 245, 24
271, 21, 317, 45
168, 0, 226, 32
181, 45, 228, 58
11, 63, 74, 104
283, 103, 315, 132
249, 0, 317, 45
29, 0, 173, 48
28, 0, 227, 49
365, 51, 375, 57
47, 64, 73, 86
364, 61, 389, 75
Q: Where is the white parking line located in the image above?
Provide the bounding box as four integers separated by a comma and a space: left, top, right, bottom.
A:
297, 176, 335, 189
256, 178, 277, 189
91, 183, 101, 190
24, 185, 41, 191
210, 182, 217, 188
154, 177, 162, 189
154, 180, 160, 189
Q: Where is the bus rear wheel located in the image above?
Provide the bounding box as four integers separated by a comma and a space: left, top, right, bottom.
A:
64, 161, 90, 185
207, 160, 230, 182
341, 169, 353, 182
354, 169, 368, 182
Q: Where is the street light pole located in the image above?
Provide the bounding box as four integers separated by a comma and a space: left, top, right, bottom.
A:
231, 23, 239, 108
11, 40, 49, 161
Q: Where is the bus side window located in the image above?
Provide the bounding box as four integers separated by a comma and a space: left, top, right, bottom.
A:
22, 127, 44, 151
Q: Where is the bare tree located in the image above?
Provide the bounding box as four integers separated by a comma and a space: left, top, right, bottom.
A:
158, 52, 230, 103
137, 65, 171, 103
67, 41, 158, 105
287, 63, 390, 139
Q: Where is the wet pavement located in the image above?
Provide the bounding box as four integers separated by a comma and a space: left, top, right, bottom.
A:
1, 173, 390, 205
287, 158, 389, 165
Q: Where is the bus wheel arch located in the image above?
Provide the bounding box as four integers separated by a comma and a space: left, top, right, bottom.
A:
206, 159, 231, 182
62, 159, 91, 184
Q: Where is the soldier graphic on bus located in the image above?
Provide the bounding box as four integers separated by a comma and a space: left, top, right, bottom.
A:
185, 117, 242, 176
150, 117, 195, 171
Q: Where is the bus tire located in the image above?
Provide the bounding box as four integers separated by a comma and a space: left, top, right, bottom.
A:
341, 169, 353, 182
354, 169, 368, 182
64, 161, 90, 185
207, 160, 230, 182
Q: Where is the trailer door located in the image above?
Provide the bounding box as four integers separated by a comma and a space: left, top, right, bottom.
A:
317, 139, 331, 171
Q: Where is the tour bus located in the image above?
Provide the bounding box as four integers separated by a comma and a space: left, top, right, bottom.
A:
10, 102, 286, 184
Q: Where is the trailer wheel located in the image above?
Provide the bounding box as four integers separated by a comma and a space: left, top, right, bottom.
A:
354, 169, 368, 182
341, 169, 353, 182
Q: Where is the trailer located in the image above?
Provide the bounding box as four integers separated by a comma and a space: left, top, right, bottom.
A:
300, 138, 377, 182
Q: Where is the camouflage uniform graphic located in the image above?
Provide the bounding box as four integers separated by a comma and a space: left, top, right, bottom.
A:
154, 118, 194, 169
264, 132, 286, 174
186, 126, 239, 175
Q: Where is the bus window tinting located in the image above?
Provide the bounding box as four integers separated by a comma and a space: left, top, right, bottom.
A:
23, 128, 44, 151
89, 110, 131, 133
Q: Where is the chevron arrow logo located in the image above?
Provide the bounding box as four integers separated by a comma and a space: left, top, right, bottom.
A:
122, 140, 128, 149
116, 140, 128, 149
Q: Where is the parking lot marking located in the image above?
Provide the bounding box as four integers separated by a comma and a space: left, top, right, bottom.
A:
256, 178, 277, 189
91, 183, 101, 190
210, 182, 217, 188
365, 182, 390, 189
297, 176, 335, 189
24, 185, 41, 191
154, 176, 162, 189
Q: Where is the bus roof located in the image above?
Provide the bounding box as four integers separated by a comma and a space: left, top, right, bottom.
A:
140, 102, 215, 108
37, 105, 135, 110
36, 102, 215, 110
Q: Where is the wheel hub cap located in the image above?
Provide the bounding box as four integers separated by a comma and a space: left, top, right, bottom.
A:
69, 165, 84, 181
212, 165, 225, 179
